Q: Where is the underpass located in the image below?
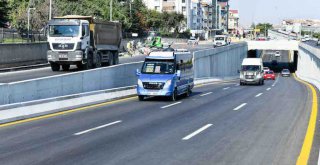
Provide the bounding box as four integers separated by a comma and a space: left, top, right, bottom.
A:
0, 40, 319, 165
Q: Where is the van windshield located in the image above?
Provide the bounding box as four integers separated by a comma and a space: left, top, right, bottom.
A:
215, 37, 225, 40
141, 61, 175, 74
242, 65, 260, 71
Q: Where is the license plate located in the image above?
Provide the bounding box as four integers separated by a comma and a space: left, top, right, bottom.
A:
59, 54, 68, 58
148, 92, 158, 95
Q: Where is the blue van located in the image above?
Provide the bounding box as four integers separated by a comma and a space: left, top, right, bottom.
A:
136, 49, 194, 101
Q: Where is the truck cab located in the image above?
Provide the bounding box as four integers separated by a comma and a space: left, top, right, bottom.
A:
136, 49, 194, 101
240, 58, 265, 85
47, 15, 121, 71
47, 18, 90, 71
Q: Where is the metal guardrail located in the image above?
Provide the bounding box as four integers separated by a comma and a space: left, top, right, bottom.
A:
0, 28, 46, 44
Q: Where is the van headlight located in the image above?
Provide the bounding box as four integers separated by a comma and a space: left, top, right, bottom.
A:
163, 80, 172, 89
138, 79, 143, 87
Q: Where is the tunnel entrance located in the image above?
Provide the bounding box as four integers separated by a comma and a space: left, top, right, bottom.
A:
247, 50, 262, 58
260, 50, 298, 73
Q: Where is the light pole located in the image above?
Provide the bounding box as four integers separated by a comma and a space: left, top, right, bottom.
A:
110, 0, 113, 21
27, 7, 36, 42
49, 0, 52, 20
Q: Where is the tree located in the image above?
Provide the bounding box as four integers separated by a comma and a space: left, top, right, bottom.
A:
255, 23, 273, 36
0, 0, 10, 27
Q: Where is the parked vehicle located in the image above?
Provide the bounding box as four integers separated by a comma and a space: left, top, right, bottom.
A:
47, 15, 122, 71
187, 37, 199, 45
136, 49, 194, 101
317, 38, 320, 46
213, 35, 228, 48
281, 69, 291, 77
240, 58, 264, 85
275, 51, 281, 57
264, 70, 275, 80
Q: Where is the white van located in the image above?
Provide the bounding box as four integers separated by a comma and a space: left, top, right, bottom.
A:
240, 58, 264, 85
213, 35, 228, 47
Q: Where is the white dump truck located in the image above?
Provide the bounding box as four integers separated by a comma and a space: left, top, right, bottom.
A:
47, 15, 122, 71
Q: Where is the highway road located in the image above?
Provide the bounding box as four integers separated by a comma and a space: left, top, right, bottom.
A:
303, 40, 320, 48
0, 76, 314, 165
0, 44, 212, 83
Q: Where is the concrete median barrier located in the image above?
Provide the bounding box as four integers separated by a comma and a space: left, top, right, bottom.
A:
0, 43, 47, 68
0, 43, 248, 106
0, 62, 143, 105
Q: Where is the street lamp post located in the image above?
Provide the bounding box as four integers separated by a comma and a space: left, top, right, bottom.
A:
27, 7, 36, 42
110, 0, 113, 21
49, 0, 52, 20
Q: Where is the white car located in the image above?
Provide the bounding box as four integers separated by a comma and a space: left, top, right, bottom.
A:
187, 37, 199, 45
263, 67, 270, 72
213, 35, 228, 48
275, 51, 281, 57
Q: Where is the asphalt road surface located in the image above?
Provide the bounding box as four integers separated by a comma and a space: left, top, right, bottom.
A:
303, 40, 319, 48
0, 44, 212, 83
0, 76, 314, 165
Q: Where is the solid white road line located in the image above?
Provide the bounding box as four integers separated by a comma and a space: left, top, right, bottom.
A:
266, 88, 271, 91
182, 124, 213, 140
200, 92, 212, 97
74, 120, 122, 136
161, 102, 182, 109
235, 84, 240, 86
233, 103, 247, 111
255, 93, 263, 97
318, 149, 320, 165
223, 87, 230, 90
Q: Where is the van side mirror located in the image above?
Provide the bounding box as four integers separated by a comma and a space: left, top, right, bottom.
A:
136, 69, 141, 76
237, 70, 240, 73
176, 70, 181, 78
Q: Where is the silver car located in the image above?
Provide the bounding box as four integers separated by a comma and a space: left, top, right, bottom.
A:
281, 69, 290, 77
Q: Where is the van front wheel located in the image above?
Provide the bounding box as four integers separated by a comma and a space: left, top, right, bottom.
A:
170, 90, 177, 101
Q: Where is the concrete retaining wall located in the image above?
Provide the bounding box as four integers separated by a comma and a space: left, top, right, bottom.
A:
194, 42, 247, 78
296, 43, 320, 90
0, 62, 142, 105
0, 43, 47, 68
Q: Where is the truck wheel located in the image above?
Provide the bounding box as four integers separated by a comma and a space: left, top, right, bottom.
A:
94, 54, 102, 68
113, 52, 119, 65
108, 55, 114, 66
62, 64, 70, 71
50, 62, 60, 71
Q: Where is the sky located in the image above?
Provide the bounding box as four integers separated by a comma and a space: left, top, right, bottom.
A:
229, 0, 320, 27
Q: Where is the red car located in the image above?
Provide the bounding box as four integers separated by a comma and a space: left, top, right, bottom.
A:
264, 70, 275, 80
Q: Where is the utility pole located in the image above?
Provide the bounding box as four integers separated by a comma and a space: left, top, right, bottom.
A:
27, 8, 36, 42
49, 0, 52, 20
226, 0, 229, 34
110, 0, 113, 21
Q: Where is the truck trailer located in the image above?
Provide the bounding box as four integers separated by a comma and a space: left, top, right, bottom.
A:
47, 15, 122, 71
